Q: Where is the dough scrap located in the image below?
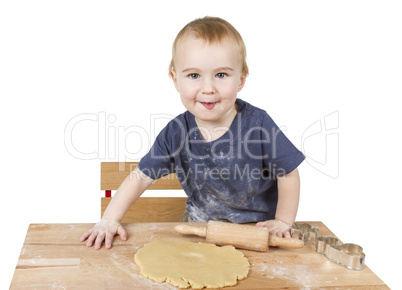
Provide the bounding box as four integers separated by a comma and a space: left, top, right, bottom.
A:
134, 240, 250, 289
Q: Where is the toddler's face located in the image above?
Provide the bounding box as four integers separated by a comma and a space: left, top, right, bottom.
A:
171, 34, 246, 126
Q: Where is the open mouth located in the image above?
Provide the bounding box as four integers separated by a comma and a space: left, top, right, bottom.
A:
201, 102, 216, 110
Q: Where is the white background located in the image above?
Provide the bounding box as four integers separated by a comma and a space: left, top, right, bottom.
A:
1, 0, 401, 288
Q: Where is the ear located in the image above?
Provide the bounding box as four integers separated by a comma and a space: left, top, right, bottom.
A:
237, 74, 247, 92
170, 69, 180, 92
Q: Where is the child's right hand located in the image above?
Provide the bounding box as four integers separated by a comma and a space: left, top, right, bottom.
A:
79, 218, 127, 250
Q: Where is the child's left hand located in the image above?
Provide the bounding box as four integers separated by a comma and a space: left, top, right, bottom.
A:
256, 219, 293, 238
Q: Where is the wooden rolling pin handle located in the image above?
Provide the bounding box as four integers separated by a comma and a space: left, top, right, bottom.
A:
174, 225, 207, 238
269, 235, 304, 249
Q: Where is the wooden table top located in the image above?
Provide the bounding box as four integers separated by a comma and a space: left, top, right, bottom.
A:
10, 221, 388, 289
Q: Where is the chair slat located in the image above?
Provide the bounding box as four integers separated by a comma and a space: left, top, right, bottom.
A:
100, 162, 186, 222
101, 162, 182, 190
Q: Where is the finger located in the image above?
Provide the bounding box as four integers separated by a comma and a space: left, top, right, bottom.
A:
256, 221, 268, 227
86, 231, 98, 248
290, 228, 295, 237
117, 226, 127, 241
283, 230, 291, 239
94, 232, 106, 250
79, 229, 93, 242
269, 228, 278, 236
105, 232, 114, 249
270, 228, 282, 237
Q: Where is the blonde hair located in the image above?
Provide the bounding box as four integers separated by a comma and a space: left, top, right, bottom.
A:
169, 16, 249, 77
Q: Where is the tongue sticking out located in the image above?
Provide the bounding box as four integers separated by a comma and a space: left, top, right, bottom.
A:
202, 102, 215, 110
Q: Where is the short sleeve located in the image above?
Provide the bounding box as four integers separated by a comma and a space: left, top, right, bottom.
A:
261, 113, 305, 176
137, 123, 176, 180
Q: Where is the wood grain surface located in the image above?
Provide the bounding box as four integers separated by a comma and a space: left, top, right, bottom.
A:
10, 222, 389, 289
101, 162, 182, 190
101, 197, 187, 223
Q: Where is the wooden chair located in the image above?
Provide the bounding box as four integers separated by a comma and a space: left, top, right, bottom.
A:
101, 162, 187, 222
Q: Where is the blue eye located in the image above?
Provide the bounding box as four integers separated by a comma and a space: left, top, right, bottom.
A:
216, 73, 227, 79
189, 73, 200, 79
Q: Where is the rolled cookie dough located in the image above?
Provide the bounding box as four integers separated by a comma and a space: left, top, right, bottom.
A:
134, 240, 250, 289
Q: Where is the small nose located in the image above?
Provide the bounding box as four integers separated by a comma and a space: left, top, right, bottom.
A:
201, 77, 215, 95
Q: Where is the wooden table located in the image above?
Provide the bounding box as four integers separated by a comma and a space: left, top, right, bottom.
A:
10, 222, 388, 289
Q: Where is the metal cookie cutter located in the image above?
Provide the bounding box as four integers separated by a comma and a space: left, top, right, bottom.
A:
293, 223, 366, 270
315, 236, 366, 270
292, 222, 319, 244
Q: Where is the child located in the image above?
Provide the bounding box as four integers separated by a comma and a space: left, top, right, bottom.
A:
80, 16, 305, 250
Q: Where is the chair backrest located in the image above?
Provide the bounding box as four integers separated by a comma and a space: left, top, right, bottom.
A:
100, 162, 187, 223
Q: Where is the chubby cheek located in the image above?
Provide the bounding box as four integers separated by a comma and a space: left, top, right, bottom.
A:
179, 87, 194, 102
178, 88, 198, 111
220, 84, 239, 102
178, 83, 199, 101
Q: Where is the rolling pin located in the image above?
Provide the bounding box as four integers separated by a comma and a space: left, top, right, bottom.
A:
174, 221, 304, 252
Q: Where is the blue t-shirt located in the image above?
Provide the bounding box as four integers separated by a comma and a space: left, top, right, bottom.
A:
138, 99, 305, 223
